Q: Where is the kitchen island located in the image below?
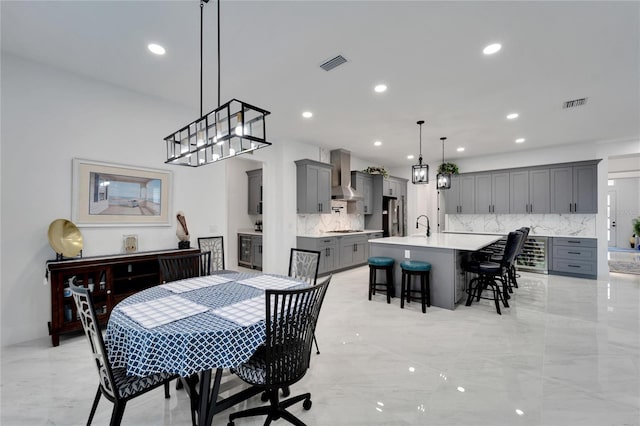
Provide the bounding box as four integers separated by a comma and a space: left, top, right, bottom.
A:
369, 233, 502, 310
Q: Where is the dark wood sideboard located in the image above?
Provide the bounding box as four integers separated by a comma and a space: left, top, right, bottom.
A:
46, 248, 199, 346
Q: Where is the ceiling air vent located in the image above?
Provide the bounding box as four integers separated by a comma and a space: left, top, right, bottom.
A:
562, 97, 588, 109
320, 55, 348, 71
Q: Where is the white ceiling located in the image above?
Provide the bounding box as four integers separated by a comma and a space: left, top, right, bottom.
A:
2, 1, 639, 168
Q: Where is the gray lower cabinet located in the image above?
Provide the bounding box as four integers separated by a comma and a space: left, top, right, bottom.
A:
339, 235, 368, 269
238, 233, 262, 270
550, 164, 597, 214
297, 237, 337, 275
549, 237, 597, 278
297, 232, 375, 275
246, 169, 262, 215
295, 159, 332, 214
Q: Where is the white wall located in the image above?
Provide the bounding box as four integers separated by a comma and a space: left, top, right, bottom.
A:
0, 54, 229, 345
0, 54, 332, 346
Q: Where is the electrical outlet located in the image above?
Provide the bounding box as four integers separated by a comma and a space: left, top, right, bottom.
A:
405, 250, 410, 259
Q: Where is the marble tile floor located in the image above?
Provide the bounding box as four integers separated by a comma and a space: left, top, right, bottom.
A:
1, 266, 639, 426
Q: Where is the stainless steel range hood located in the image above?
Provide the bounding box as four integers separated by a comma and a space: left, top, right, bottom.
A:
330, 149, 363, 201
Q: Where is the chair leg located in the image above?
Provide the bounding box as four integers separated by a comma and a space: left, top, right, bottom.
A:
426, 271, 431, 307
87, 387, 101, 425
109, 401, 126, 426
313, 333, 320, 355
498, 276, 510, 307
400, 272, 406, 309
491, 282, 502, 315
465, 277, 477, 306
420, 274, 426, 314
164, 380, 171, 398
386, 267, 393, 303
368, 267, 374, 300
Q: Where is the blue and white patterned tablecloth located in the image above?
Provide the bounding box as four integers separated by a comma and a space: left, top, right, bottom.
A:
106, 272, 304, 377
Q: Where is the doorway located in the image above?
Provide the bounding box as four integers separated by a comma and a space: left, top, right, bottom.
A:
607, 190, 617, 247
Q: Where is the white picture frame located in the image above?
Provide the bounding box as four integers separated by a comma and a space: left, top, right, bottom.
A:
72, 158, 172, 227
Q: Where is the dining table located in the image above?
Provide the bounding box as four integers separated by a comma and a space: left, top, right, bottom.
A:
106, 271, 307, 426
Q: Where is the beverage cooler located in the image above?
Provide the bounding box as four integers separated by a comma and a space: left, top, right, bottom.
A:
516, 236, 549, 274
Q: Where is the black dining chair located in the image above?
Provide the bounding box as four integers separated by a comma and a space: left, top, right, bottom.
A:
227, 276, 331, 426
464, 231, 522, 315
198, 236, 225, 273
288, 248, 321, 355
158, 251, 211, 283
69, 283, 176, 426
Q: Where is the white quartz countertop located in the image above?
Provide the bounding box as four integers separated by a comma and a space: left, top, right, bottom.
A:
442, 231, 597, 239
370, 233, 502, 251
298, 230, 384, 238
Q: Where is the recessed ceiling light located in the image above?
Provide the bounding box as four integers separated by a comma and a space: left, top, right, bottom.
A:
302, 111, 313, 118
506, 113, 519, 120
374, 84, 387, 93
515, 138, 525, 143
374, 141, 382, 146
148, 43, 166, 55
407, 155, 415, 160
483, 43, 502, 55
457, 147, 465, 152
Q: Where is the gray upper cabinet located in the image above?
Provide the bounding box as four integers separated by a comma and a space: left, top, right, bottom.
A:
509, 169, 550, 213
573, 164, 597, 213
246, 169, 262, 215
529, 169, 551, 213
350, 171, 373, 215
445, 175, 476, 214
445, 160, 596, 215
383, 177, 403, 197
550, 163, 597, 214
474, 173, 509, 214
295, 159, 333, 214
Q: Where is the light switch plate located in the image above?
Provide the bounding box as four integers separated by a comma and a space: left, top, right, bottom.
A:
404, 250, 410, 258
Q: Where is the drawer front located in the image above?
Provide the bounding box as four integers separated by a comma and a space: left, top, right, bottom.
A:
553, 237, 597, 248
552, 259, 597, 275
368, 232, 384, 239
553, 246, 596, 261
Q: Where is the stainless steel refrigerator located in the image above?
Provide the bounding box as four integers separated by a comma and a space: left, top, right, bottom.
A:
382, 196, 406, 237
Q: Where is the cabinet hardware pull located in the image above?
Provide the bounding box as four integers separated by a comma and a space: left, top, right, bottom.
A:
567, 240, 580, 243
568, 251, 581, 255
568, 265, 580, 268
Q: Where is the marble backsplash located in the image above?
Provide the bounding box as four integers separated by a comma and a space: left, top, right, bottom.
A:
445, 214, 596, 237
297, 201, 365, 235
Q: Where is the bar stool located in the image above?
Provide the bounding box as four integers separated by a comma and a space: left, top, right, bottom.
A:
367, 257, 395, 303
400, 260, 431, 313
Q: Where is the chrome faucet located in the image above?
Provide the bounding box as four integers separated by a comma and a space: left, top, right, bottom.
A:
416, 215, 431, 237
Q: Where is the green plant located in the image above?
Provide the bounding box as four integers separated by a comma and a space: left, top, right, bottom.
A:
633, 217, 640, 236
363, 166, 389, 178
437, 162, 459, 175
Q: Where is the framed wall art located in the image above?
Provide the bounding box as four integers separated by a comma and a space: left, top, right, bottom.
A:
72, 159, 172, 227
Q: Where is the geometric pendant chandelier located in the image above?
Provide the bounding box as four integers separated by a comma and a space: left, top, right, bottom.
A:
165, 0, 272, 167
436, 137, 451, 189
411, 120, 429, 184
